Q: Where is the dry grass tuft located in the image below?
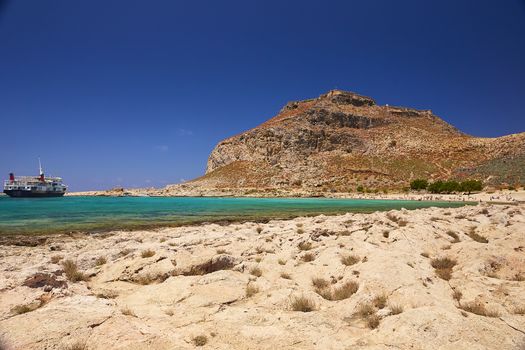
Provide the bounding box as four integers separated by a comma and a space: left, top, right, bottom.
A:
301, 253, 316, 262
245, 283, 259, 297
431, 257, 457, 281
254, 256, 262, 263
11, 303, 39, 315
280, 272, 292, 279
459, 302, 500, 317
356, 302, 375, 318
452, 290, 463, 303
389, 304, 403, 315
289, 295, 317, 312
120, 307, 136, 317
192, 335, 208, 347
468, 231, 488, 243
141, 249, 155, 258
63, 341, 88, 350
366, 314, 381, 329
62, 260, 89, 282
256, 226, 263, 234
119, 248, 132, 257
95, 257, 107, 266
297, 228, 305, 234
298, 241, 313, 251
50, 255, 63, 264
311, 277, 330, 289
278, 258, 287, 265
341, 254, 360, 266
513, 306, 525, 315
446, 230, 460, 243
382, 230, 389, 238
372, 294, 388, 309
331, 281, 359, 301
250, 267, 262, 277
216, 248, 228, 254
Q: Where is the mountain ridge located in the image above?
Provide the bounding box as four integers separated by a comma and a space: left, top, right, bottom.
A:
192, 90, 523, 192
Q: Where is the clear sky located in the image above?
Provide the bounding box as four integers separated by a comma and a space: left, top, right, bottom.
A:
1, 0, 524, 191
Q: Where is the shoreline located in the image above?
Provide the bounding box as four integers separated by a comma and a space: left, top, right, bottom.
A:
0, 203, 524, 349
0, 198, 477, 238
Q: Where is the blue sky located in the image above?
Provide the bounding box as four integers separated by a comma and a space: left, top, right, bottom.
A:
1, 0, 524, 191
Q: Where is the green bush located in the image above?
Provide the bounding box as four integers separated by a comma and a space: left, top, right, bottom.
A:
427, 179, 482, 194
356, 185, 364, 193
410, 179, 428, 191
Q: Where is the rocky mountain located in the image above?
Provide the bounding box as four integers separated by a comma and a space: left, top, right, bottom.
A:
191, 90, 524, 192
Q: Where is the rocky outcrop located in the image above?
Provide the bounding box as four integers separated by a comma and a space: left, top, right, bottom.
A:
199, 90, 525, 191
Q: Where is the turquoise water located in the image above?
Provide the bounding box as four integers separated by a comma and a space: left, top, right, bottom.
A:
0, 196, 472, 235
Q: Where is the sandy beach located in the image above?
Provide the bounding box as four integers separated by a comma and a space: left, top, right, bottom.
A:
1, 202, 524, 349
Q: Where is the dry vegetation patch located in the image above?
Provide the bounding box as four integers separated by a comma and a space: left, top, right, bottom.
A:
289, 295, 317, 312
95, 257, 107, 266
446, 230, 460, 243
62, 260, 89, 282
341, 254, 360, 266
249, 267, 262, 277
298, 241, 313, 251
245, 283, 259, 297
459, 302, 500, 317
141, 249, 155, 258
301, 253, 316, 262
430, 257, 457, 281
192, 335, 208, 347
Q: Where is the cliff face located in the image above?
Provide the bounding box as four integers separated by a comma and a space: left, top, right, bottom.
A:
197, 90, 525, 191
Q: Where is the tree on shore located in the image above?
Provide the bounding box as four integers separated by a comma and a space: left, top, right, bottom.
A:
410, 179, 428, 191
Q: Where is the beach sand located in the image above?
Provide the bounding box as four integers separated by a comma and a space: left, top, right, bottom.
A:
0, 203, 524, 349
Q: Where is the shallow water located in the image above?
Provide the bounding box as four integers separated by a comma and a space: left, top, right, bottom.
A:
0, 196, 473, 235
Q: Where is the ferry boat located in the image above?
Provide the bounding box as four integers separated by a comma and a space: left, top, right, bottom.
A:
3, 159, 67, 197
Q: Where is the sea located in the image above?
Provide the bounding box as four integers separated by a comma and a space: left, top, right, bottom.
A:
0, 196, 473, 235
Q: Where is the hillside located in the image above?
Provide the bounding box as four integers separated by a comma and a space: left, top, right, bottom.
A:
191, 90, 524, 192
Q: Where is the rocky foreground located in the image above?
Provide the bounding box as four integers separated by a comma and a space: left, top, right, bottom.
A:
1, 204, 524, 349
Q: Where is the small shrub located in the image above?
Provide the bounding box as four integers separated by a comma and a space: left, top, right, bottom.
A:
255, 256, 262, 263
63, 341, 88, 350
256, 226, 263, 234
301, 253, 315, 262
513, 306, 525, 315
367, 314, 381, 329
382, 231, 389, 238
298, 241, 313, 251
141, 249, 155, 258
431, 257, 457, 269
513, 273, 525, 282
459, 302, 499, 317
468, 232, 488, 243
62, 260, 89, 282
280, 272, 292, 279
250, 267, 262, 277
11, 303, 37, 315
289, 295, 317, 312
446, 230, 460, 243
390, 304, 403, 315
278, 258, 287, 265
331, 281, 359, 300
120, 307, 136, 317
255, 246, 265, 254
135, 273, 157, 285
297, 228, 305, 234
192, 335, 208, 347
245, 284, 259, 297
119, 248, 132, 257
372, 294, 388, 309
95, 257, 107, 266
452, 290, 463, 303
216, 248, 228, 254
356, 302, 375, 318
311, 277, 330, 289
159, 237, 166, 243
341, 254, 360, 266
410, 179, 428, 191
50, 255, 63, 264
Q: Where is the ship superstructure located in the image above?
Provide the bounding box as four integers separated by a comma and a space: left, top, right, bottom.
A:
3, 159, 67, 197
